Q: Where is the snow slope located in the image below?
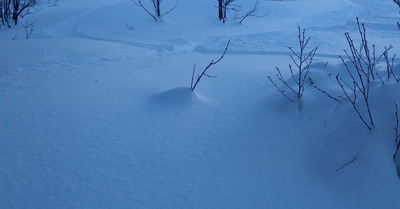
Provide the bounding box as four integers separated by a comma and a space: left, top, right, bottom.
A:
1, 0, 400, 208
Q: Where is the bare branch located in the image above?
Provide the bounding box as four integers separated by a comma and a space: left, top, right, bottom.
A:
336, 74, 372, 130
131, 0, 158, 21
20, 19, 34, 39
191, 40, 230, 91
190, 63, 195, 90
125, 20, 135, 31
161, 0, 179, 18
267, 75, 294, 102
383, 47, 398, 82
336, 155, 358, 171
132, 0, 178, 21
237, 0, 268, 24
275, 67, 297, 95
308, 81, 341, 102
394, 103, 400, 159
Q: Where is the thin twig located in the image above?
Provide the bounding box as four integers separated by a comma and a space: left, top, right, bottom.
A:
308, 82, 340, 102
132, 0, 158, 21
267, 75, 294, 102
336, 155, 358, 171
336, 74, 372, 130
191, 40, 230, 91
20, 20, 34, 39
190, 63, 195, 89
125, 20, 135, 31
237, 0, 268, 24
394, 103, 400, 159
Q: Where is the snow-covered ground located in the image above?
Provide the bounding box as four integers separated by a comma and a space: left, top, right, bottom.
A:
1, 0, 400, 208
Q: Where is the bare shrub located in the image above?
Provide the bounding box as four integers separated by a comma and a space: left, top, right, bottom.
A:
267, 27, 317, 102
20, 19, 33, 39
336, 18, 392, 130
218, 0, 266, 24
0, 0, 37, 27
132, 0, 179, 22
234, 0, 267, 24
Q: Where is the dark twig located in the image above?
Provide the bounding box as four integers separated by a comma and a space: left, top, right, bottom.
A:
394, 103, 400, 160
267, 75, 294, 102
336, 74, 372, 130
394, 0, 400, 28
191, 40, 230, 91
125, 20, 135, 31
131, 0, 179, 22
236, 0, 268, 24
336, 155, 358, 171
132, 0, 157, 21
274, 67, 297, 95
161, 0, 179, 18
20, 20, 34, 39
383, 48, 398, 82
308, 82, 340, 102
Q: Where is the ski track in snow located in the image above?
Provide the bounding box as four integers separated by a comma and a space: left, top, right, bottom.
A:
63, 0, 400, 59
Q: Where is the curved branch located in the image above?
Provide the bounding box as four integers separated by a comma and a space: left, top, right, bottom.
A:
131, 0, 158, 21
191, 40, 230, 91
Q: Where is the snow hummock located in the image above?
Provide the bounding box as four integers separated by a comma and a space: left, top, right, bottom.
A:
1, 0, 400, 208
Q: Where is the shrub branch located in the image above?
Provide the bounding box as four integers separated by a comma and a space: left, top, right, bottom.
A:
394, 103, 400, 160
190, 40, 230, 91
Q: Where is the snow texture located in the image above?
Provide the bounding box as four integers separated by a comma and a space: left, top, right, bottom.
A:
1, 0, 400, 208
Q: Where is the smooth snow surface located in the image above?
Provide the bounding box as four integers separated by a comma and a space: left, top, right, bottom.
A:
1, 0, 400, 208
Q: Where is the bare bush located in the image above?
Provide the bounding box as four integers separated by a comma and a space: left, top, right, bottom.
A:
20, 19, 33, 39
0, 0, 37, 27
234, 0, 267, 24
336, 18, 392, 130
219, 0, 266, 24
267, 27, 317, 102
0, 0, 13, 27
132, 0, 179, 22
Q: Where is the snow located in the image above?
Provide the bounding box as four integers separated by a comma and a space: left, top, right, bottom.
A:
1, 0, 400, 208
